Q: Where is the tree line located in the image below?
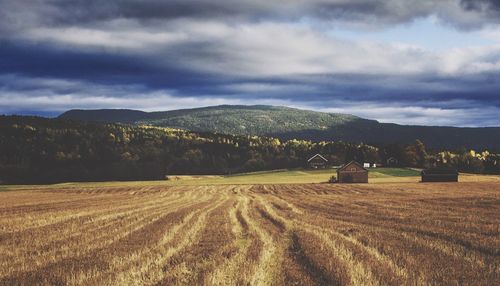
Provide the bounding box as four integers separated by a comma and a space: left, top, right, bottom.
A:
0, 116, 498, 184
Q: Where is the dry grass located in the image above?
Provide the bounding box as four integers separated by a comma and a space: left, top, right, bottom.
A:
0, 181, 499, 285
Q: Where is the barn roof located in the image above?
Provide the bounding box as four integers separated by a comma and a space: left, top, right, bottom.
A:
337, 160, 367, 172
307, 153, 328, 162
421, 168, 458, 175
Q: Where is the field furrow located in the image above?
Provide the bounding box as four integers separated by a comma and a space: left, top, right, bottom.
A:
81, 197, 219, 285
0, 198, 212, 284
0, 194, 197, 277
208, 191, 263, 285
151, 197, 236, 285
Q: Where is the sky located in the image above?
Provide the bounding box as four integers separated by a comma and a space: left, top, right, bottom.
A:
1, 0, 500, 126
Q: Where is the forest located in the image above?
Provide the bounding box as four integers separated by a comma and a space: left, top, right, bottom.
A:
1, 115, 499, 184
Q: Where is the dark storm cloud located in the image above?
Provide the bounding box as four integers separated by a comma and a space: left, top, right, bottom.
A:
0, 39, 230, 90
461, 0, 500, 12
2, 0, 500, 33
39, 1, 253, 24
30, 1, 422, 26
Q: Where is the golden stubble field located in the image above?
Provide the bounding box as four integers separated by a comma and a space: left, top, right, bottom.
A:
0, 181, 499, 285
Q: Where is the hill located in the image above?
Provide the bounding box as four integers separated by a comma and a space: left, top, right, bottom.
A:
59, 105, 500, 150
59, 105, 362, 134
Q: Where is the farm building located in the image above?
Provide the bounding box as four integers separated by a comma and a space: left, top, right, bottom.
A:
364, 163, 377, 168
337, 161, 368, 183
307, 154, 328, 169
386, 157, 399, 167
421, 168, 458, 182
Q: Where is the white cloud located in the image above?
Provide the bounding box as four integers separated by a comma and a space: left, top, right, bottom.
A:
221, 83, 317, 93
479, 25, 500, 42
440, 45, 500, 74
26, 26, 188, 49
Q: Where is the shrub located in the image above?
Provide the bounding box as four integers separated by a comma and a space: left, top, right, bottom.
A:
328, 175, 337, 183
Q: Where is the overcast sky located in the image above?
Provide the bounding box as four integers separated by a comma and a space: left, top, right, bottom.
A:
1, 0, 500, 126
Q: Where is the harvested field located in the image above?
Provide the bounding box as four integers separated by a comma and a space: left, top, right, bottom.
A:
0, 182, 499, 285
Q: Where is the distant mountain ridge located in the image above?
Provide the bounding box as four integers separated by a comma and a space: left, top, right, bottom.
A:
59, 105, 500, 150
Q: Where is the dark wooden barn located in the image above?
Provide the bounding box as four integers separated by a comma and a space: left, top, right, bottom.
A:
307, 154, 328, 169
421, 168, 458, 182
337, 161, 368, 183
386, 157, 399, 167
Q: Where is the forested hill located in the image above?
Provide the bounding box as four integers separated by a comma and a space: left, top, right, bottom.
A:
59, 105, 362, 134
59, 105, 500, 150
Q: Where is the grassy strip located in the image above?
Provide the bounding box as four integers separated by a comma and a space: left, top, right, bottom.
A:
2, 168, 498, 189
